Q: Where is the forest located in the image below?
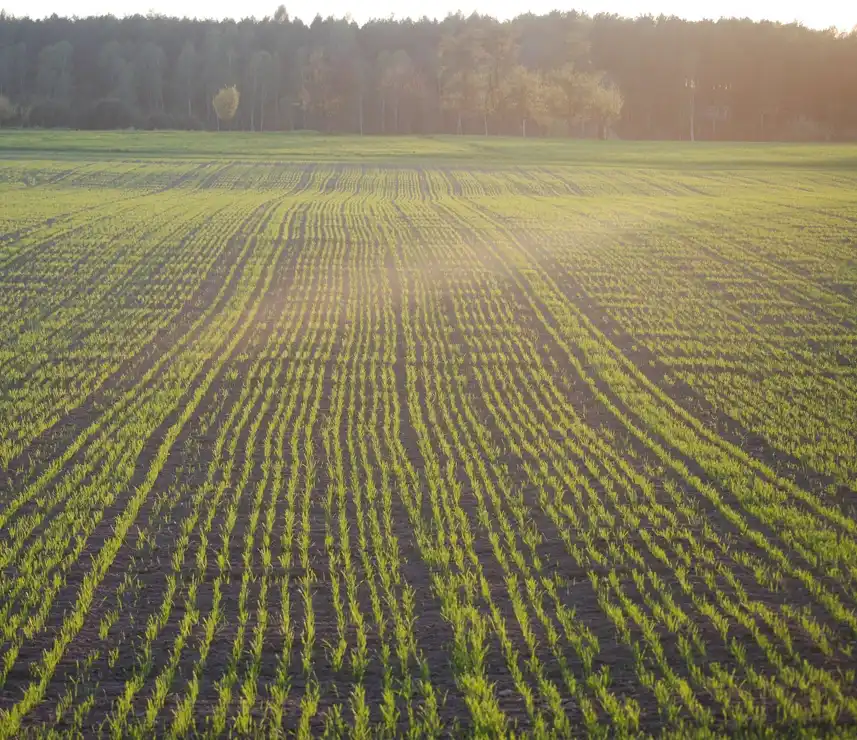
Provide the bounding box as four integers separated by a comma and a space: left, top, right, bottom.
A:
1, 7, 856, 139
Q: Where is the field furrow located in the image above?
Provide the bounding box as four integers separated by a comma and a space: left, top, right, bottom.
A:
2, 139, 857, 737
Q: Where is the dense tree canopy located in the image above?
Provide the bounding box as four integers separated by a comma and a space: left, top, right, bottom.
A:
0, 7, 855, 139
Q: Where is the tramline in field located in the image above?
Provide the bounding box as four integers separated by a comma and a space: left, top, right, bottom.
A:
0, 133, 856, 737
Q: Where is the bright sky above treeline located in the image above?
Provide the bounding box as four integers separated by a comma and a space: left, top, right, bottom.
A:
0, 0, 853, 31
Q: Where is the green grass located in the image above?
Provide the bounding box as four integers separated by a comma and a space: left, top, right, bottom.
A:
0, 134, 856, 737
2, 128, 857, 169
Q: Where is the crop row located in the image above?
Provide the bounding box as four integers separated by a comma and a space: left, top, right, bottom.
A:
1, 157, 856, 736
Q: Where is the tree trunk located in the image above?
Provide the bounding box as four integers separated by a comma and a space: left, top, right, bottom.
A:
690, 89, 695, 142
187, 97, 192, 117
395, 100, 399, 134
359, 94, 364, 135
483, 113, 488, 136
457, 112, 462, 135
381, 97, 386, 134
522, 117, 526, 137
260, 98, 264, 132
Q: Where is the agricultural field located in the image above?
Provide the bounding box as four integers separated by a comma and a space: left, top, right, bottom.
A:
1, 131, 857, 738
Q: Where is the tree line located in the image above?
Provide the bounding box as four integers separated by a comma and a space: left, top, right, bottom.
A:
1, 7, 855, 139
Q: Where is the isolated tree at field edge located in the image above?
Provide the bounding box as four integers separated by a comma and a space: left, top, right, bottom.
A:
213, 86, 240, 130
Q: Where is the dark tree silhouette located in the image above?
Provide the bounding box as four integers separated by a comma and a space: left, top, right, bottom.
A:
0, 9, 854, 138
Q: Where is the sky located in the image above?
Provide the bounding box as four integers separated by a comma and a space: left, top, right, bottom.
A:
0, 0, 854, 31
